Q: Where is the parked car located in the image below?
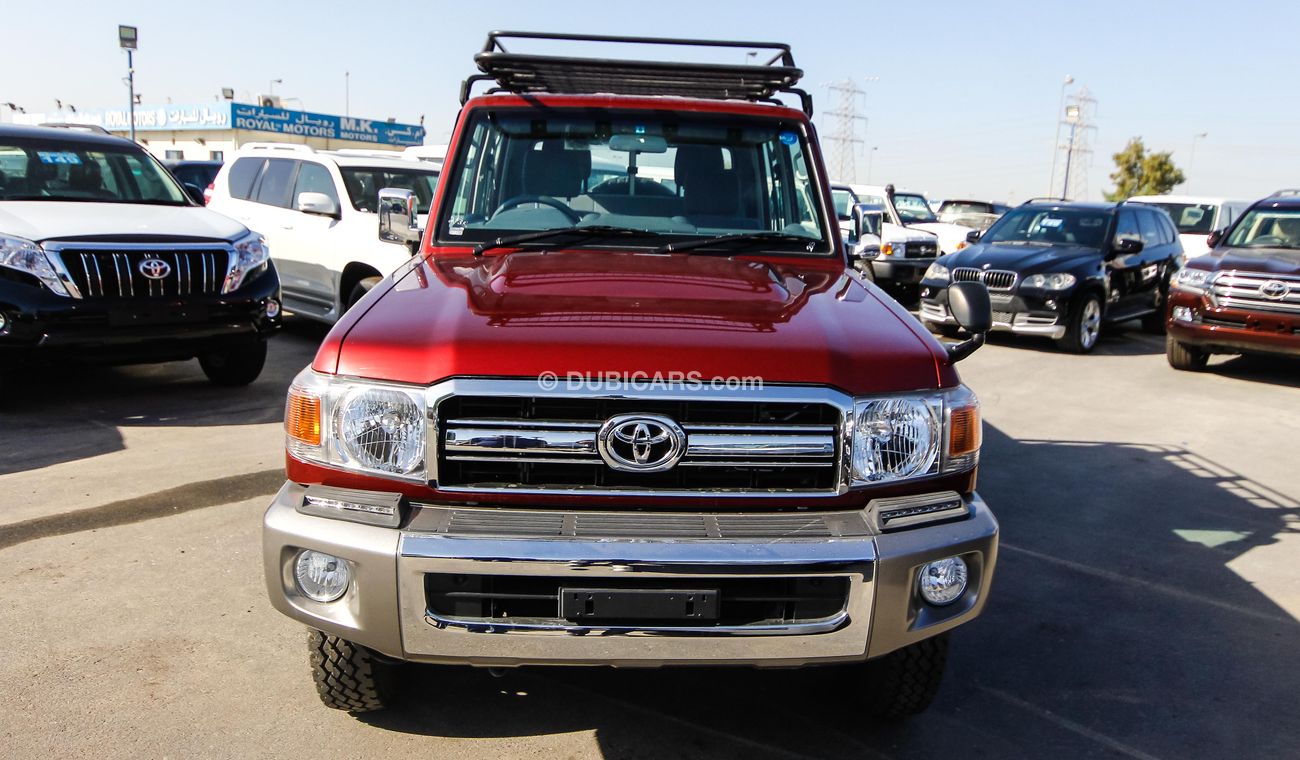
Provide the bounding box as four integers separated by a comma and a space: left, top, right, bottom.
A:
920, 200, 1183, 352
0, 125, 280, 392
207, 144, 439, 323
1127, 194, 1251, 258
844, 184, 978, 255
163, 159, 223, 203
937, 199, 1010, 232
264, 32, 998, 720
832, 183, 942, 289
846, 202, 885, 279
1165, 192, 1300, 369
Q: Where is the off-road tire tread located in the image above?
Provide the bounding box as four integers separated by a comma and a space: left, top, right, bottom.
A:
867, 634, 949, 719
308, 630, 391, 712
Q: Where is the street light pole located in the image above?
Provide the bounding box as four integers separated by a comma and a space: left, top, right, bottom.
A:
1048, 74, 1074, 195
269, 79, 282, 96
345, 71, 350, 116
118, 26, 139, 142
1188, 132, 1208, 192
867, 146, 878, 184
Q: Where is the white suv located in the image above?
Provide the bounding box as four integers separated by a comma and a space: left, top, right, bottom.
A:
207, 144, 439, 322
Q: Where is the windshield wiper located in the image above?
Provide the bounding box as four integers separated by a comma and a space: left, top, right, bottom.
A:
652, 231, 821, 255
472, 225, 660, 256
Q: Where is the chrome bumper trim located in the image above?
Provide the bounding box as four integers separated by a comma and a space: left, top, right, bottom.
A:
424, 609, 850, 636
921, 306, 1066, 339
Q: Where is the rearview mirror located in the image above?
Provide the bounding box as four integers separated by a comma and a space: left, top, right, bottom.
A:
944, 281, 991, 362
965, 229, 982, 244
1207, 228, 1225, 248
296, 191, 339, 218
377, 187, 422, 252
609, 134, 668, 154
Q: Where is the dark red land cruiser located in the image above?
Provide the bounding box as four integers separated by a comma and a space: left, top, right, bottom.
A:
263, 32, 999, 719
1167, 192, 1300, 369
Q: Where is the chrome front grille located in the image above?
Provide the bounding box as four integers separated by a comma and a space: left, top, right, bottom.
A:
434, 391, 845, 494
905, 241, 938, 259
953, 268, 1017, 291
1210, 271, 1300, 315
49, 244, 233, 299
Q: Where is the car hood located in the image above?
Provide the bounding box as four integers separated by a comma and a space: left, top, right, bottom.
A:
910, 221, 977, 251
1200, 247, 1300, 275
0, 201, 248, 243
881, 223, 939, 244
324, 250, 952, 395
1178, 233, 1211, 258
944, 242, 1100, 273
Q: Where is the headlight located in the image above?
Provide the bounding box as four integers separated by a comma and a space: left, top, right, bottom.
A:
222, 231, 270, 293
0, 234, 70, 296
1172, 267, 1215, 294
285, 368, 427, 481
924, 262, 950, 283
1022, 273, 1077, 290
850, 385, 980, 485
881, 242, 903, 257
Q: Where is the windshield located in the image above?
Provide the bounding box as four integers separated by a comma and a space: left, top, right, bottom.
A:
894, 193, 937, 223
0, 137, 188, 204
340, 167, 439, 214
1225, 207, 1300, 249
832, 189, 856, 219
439, 108, 831, 254
1148, 202, 1217, 234
982, 207, 1112, 248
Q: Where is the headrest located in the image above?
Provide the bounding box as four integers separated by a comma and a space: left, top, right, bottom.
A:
523, 140, 591, 198
674, 145, 726, 189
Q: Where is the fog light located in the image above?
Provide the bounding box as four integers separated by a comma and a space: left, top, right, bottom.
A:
918, 556, 968, 606
1172, 306, 1193, 323
294, 549, 352, 602
265, 299, 281, 318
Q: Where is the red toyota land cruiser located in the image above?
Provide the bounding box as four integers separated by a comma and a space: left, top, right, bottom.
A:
263, 32, 999, 719
1167, 192, 1300, 369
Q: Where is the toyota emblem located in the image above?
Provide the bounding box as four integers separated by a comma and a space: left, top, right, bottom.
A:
138, 258, 172, 280
596, 414, 687, 473
1259, 280, 1290, 300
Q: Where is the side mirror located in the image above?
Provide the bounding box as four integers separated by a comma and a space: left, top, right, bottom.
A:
1206, 228, 1225, 248
965, 229, 982, 244
182, 183, 206, 205
378, 187, 422, 252
944, 281, 991, 362
296, 191, 339, 218
1112, 236, 1144, 256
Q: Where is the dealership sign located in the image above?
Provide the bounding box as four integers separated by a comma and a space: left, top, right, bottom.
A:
24, 102, 425, 147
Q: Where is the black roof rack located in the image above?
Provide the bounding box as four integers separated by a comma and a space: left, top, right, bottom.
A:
1020, 196, 1071, 205
462, 31, 812, 116
37, 122, 113, 135
1268, 188, 1300, 198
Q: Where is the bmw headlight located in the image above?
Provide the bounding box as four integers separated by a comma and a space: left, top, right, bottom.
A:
850, 385, 980, 485
285, 368, 427, 481
1172, 267, 1215, 294
222, 231, 271, 293
1022, 273, 1077, 290
0, 234, 70, 296
924, 262, 950, 283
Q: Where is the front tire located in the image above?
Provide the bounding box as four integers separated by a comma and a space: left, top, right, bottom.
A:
856, 634, 950, 719
1166, 333, 1209, 371
308, 630, 396, 712
198, 341, 267, 386
1055, 292, 1103, 354
346, 276, 383, 311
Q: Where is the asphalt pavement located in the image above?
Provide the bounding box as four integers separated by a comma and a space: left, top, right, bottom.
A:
2, 317, 1297, 760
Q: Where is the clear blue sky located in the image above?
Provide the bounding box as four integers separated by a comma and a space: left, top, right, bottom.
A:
5, 0, 1296, 202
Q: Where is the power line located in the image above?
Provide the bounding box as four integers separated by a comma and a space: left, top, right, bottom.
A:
823, 78, 875, 183
1058, 87, 1097, 200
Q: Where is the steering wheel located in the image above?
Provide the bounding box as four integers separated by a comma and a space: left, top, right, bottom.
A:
491, 194, 581, 223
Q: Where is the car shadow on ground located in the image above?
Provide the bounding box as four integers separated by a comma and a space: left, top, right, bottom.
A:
356, 423, 1300, 759
0, 317, 328, 476
1203, 353, 1300, 389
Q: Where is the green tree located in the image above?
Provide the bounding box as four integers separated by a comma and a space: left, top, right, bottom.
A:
1104, 138, 1186, 200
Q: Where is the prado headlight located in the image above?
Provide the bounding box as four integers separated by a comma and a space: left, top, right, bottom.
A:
222, 231, 271, 293
1022, 272, 1077, 290
285, 367, 427, 481
850, 385, 980, 485
924, 262, 950, 283
1172, 267, 1215, 295
0, 234, 70, 296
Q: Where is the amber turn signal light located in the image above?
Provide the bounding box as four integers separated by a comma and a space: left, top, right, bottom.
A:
286, 389, 322, 447
949, 405, 981, 457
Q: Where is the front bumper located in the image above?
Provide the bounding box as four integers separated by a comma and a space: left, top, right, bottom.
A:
0, 266, 281, 367
1168, 290, 1300, 357
263, 482, 999, 667
872, 257, 935, 284
920, 283, 1067, 339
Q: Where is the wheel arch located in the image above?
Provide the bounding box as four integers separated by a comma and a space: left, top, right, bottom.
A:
339, 262, 384, 307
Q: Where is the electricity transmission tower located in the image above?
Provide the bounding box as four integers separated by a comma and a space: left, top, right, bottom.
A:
824, 79, 873, 183
1057, 87, 1097, 200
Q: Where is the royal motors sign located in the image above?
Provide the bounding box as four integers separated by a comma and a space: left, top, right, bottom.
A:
23, 102, 425, 147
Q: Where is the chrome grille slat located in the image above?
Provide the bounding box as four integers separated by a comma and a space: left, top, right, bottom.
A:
1210, 270, 1300, 315
53, 246, 233, 300
428, 507, 867, 539
953, 267, 1017, 291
